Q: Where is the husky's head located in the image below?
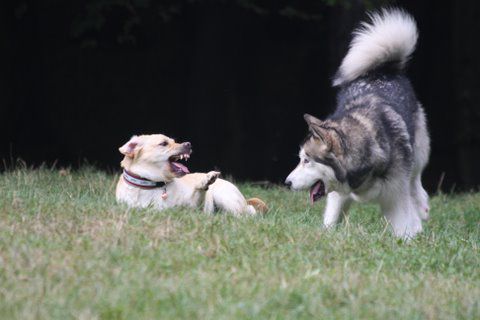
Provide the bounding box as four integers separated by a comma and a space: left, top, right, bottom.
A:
285, 114, 345, 203
119, 134, 192, 182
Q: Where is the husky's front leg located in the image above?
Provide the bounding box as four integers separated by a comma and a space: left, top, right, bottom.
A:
380, 185, 422, 239
323, 191, 351, 228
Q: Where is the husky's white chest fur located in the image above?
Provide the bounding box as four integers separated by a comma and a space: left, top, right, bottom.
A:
349, 180, 383, 203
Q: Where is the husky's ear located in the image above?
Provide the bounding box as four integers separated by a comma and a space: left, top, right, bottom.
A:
304, 114, 323, 127
119, 135, 142, 158
304, 114, 331, 147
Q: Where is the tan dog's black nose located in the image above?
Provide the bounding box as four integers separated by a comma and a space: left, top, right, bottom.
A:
183, 142, 191, 148
284, 179, 292, 188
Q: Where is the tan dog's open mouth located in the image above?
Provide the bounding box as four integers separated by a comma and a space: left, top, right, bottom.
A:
169, 151, 191, 176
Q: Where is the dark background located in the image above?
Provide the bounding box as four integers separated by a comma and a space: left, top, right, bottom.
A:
1, 0, 479, 191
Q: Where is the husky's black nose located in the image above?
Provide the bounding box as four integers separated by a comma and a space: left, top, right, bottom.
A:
284, 179, 292, 188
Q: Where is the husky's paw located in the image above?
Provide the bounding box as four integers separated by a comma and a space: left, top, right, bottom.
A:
199, 171, 220, 190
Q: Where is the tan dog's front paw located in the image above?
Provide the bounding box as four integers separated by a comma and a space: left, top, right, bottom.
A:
199, 171, 220, 190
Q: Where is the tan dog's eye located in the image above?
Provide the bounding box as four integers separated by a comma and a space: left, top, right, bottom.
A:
159, 141, 168, 147
303, 158, 310, 164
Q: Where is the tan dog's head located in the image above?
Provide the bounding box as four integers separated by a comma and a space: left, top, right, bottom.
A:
119, 134, 192, 182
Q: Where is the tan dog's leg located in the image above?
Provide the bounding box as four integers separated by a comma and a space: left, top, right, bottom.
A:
196, 171, 221, 190
204, 191, 215, 213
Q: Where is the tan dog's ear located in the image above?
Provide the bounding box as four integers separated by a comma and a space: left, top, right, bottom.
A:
119, 136, 142, 158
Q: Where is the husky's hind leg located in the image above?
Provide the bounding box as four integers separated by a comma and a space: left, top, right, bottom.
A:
323, 192, 352, 228
380, 181, 423, 239
411, 106, 430, 220
411, 174, 429, 220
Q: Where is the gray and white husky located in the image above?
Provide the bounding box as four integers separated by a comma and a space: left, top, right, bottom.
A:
285, 8, 430, 239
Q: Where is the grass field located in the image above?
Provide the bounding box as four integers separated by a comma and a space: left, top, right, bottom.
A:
0, 167, 479, 319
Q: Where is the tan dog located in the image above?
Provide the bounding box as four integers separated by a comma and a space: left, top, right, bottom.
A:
116, 134, 267, 216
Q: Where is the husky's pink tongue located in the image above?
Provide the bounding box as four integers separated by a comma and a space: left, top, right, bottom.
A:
171, 162, 190, 174
309, 180, 325, 204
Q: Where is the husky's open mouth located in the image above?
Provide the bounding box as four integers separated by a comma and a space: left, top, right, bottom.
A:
310, 180, 326, 204
169, 152, 191, 176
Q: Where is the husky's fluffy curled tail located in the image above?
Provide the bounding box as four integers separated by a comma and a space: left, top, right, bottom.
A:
333, 8, 418, 86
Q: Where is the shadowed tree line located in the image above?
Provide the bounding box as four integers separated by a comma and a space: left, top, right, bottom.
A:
1, 0, 479, 191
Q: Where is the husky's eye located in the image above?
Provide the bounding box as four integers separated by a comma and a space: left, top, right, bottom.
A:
303, 158, 310, 164
159, 141, 168, 147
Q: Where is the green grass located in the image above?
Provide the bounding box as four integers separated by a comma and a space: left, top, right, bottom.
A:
0, 167, 479, 319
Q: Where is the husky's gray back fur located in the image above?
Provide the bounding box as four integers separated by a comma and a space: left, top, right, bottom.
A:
331, 73, 420, 188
